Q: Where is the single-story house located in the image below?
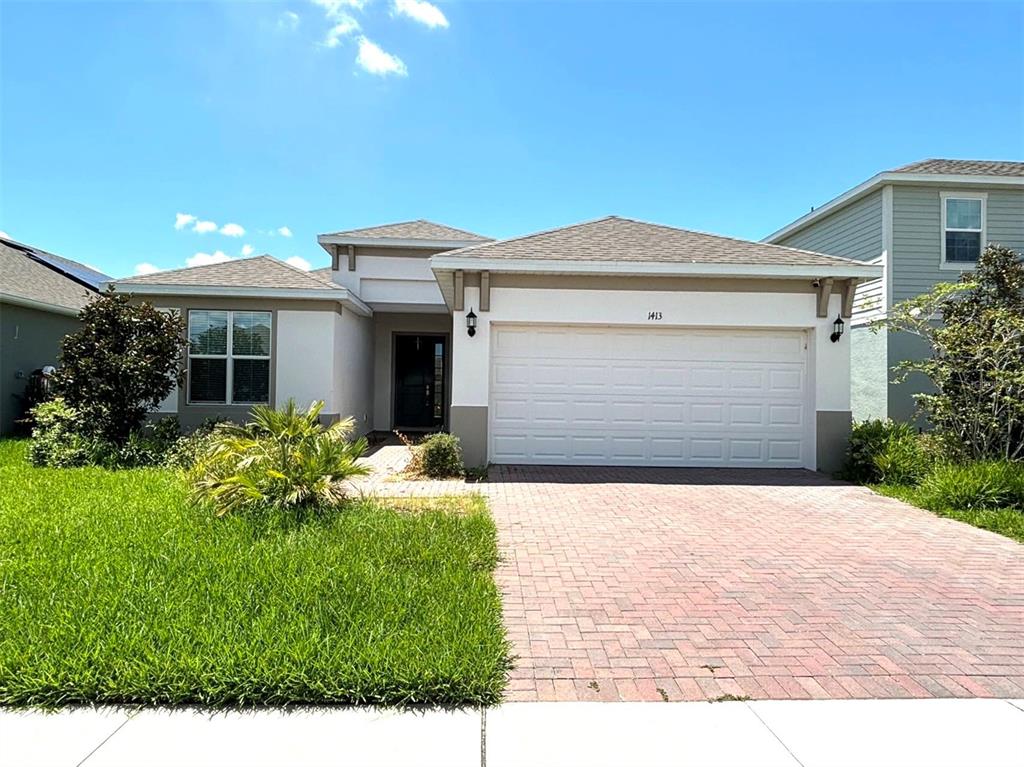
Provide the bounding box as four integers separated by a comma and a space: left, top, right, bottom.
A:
1, 237, 108, 434
109, 217, 881, 473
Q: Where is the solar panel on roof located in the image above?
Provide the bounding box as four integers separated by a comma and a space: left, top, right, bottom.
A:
28, 251, 110, 290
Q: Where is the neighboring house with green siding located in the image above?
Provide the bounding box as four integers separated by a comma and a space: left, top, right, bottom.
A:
764, 159, 1024, 423
0, 237, 108, 434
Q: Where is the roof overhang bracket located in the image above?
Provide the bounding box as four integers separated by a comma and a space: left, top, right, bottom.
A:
454, 270, 465, 312
480, 271, 490, 312
816, 277, 834, 318
841, 279, 859, 319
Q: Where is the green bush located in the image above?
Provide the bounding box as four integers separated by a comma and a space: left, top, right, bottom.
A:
165, 419, 224, 470
418, 432, 464, 478
190, 400, 369, 517
29, 403, 182, 470
917, 461, 1024, 511
844, 419, 926, 483
882, 244, 1024, 460
54, 291, 186, 446
27, 398, 91, 468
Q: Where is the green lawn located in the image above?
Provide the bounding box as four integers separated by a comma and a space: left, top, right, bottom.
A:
0, 440, 509, 707
873, 483, 1024, 543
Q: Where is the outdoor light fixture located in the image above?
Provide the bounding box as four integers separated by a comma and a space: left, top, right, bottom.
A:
466, 308, 478, 337
830, 314, 845, 343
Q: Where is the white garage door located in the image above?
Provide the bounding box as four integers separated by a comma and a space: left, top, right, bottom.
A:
489, 325, 811, 467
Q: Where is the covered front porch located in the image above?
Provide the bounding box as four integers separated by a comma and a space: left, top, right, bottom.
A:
370, 312, 454, 434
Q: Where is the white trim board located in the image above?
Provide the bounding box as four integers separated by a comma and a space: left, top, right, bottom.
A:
431, 258, 882, 280
0, 292, 83, 317
317, 235, 483, 250
103, 283, 373, 317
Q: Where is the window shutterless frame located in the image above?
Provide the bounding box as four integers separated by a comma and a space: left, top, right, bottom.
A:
939, 191, 987, 270
187, 310, 272, 405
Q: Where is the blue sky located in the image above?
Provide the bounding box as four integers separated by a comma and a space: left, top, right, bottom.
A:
2, 1, 1022, 278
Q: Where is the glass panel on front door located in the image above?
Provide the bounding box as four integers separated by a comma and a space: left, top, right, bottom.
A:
394, 335, 446, 429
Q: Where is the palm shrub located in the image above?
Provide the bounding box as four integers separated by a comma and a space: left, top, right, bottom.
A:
190, 400, 369, 517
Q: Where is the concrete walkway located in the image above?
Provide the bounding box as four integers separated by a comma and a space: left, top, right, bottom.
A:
3, 699, 1023, 767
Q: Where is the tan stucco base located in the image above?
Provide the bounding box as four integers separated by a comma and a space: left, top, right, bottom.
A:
816, 409, 852, 476
450, 405, 488, 468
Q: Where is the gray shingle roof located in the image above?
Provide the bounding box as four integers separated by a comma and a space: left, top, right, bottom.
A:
323, 219, 490, 242
439, 216, 867, 268
1, 240, 100, 312
114, 256, 341, 291
890, 159, 1024, 177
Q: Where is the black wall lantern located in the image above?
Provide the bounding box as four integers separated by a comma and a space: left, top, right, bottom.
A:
830, 314, 845, 343
466, 307, 478, 337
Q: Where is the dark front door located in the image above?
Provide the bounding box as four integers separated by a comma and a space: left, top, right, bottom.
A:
394, 334, 446, 429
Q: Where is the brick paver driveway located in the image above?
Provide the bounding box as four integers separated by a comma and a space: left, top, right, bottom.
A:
485, 466, 1024, 702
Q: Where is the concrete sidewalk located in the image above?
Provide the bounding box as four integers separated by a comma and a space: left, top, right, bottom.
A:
2, 699, 1022, 767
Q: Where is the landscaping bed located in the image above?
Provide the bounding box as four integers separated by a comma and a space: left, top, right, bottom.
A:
873, 482, 1024, 544
0, 440, 509, 708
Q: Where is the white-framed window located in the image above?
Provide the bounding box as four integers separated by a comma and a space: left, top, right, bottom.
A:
188, 310, 272, 405
940, 191, 986, 268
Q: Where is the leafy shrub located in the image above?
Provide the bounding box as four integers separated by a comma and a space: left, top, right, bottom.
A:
90, 418, 182, 469
883, 245, 1024, 460
28, 398, 91, 468
917, 461, 1024, 511
844, 419, 923, 483
418, 433, 464, 478
54, 290, 186, 446
190, 400, 369, 517
165, 419, 225, 470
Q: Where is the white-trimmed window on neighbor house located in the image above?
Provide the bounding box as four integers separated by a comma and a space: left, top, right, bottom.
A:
188, 310, 272, 404
941, 192, 986, 266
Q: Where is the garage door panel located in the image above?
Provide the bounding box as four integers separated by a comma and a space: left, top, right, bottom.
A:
769, 369, 804, 393
490, 325, 810, 468
728, 403, 765, 426
768, 440, 803, 462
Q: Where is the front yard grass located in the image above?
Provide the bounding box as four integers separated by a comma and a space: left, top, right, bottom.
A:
0, 440, 509, 707
873, 483, 1024, 543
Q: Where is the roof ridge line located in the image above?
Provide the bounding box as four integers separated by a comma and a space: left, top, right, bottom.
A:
437, 215, 619, 258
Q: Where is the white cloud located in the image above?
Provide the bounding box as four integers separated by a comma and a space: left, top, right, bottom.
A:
241, 244, 254, 256
277, 226, 294, 237
187, 251, 233, 267
134, 262, 161, 276
356, 37, 407, 76
393, 0, 448, 29
286, 256, 312, 271
193, 219, 218, 234
174, 213, 196, 230
0, 231, 9, 240
278, 11, 300, 30
324, 17, 360, 47
313, 0, 365, 19
220, 222, 246, 237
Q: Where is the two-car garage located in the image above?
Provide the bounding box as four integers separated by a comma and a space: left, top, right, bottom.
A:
488, 324, 811, 467
434, 216, 882, 473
